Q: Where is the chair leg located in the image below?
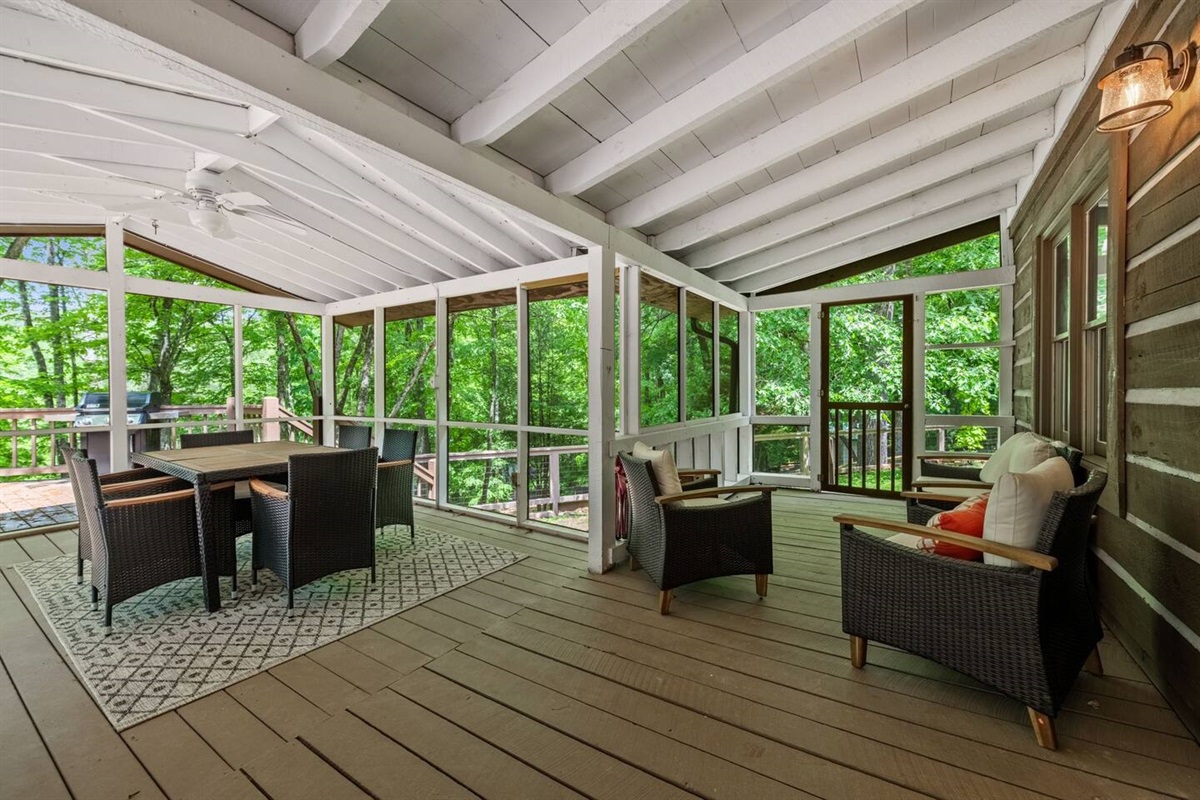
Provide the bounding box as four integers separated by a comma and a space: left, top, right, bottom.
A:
850, 635, 867, 669
629, 556, 639, 571
251, 567, 259, 591
77, 558, 83, 585
658, 590, 672, 615
103, 604, 113, 636
230, 570, 239, 600
1084, 646, 1103, 677
90, 586, 98, 611
1028, 708, 1058, 750
287, 589, 294, 616
371, 564, 376, 584
755, 573, 768, 597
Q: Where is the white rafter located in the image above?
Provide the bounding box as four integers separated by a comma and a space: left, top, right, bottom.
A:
545, 0, 918, 197
711, 155, 1032, 283
734, 188, 1017, 293
294, 0, 389, 69
451, 0, 688, 148
684, 109, 1054, 268
606, 0, 1103, 229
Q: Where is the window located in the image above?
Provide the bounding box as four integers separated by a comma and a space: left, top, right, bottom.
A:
639, 273, 680, 428
384, 305, 436, 422
241, 309, 321, 442
754, 307, 810, 417
684, 294, 714, 421
924, 287, 1001, 453
719, 306, 740, 414
1, 234, 105, 271
1085, 197, 1108, 455
1050, 234, 1071, 442
332, 318, 374, 418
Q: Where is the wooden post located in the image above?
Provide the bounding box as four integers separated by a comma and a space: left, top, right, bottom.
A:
106, 217, 129, 473
549, 450, 560, 515
587, 244, 616, 574
262, 397, 281, 442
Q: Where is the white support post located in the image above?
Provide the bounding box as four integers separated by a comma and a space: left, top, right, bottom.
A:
998, 208, 1015, 445
587, 245, 617, 574
808, 304, 822, 491
738, 308, 753, 478
516, 286, 530, 526
912, 294, 927, 473
434, 292, 450, 508
677, 287, 687, 425
711, 300, 721, 420
320, 313, 335, 446
233, 304, 244, 432
105, 217, 128, 472
373, 305, 385, 446
620, 265, 641, 437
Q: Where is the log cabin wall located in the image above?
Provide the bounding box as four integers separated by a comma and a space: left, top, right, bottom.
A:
1010, 0, 1199, 738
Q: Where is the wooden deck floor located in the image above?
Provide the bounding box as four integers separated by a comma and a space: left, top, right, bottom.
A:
2, 492, 1197, 800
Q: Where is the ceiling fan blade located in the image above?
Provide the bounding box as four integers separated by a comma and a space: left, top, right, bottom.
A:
218, 191, 270, 208
232, 207, 308, 236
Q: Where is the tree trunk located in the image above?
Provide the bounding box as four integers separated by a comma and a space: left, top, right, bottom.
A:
387, 338, 435, 418
16, 280, 54, 408
284, 313, 320, 414
274, 313, 291, 409
355, 329, 373, 417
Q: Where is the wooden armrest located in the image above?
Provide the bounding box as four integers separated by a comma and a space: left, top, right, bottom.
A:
916, 453, 990, 461
105, 488, 195, 509
378, 459, 415, 470
248, 478, 289, 500
834, 514, 1057, 572
913, 479, 991, 490
678, 469, 720, 477
101, 475, 181, 495
902, 491, 976, 504
656, 485, 778, 505
209, 481, 236, 492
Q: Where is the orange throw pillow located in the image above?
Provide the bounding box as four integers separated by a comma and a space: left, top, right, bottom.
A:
922, 493, 989, 561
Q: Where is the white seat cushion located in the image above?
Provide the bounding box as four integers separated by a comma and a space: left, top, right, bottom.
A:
887, 533, 926, 549
982, 456, 1074, 567
979, 432, 1054, 483
632, 441, 682, 496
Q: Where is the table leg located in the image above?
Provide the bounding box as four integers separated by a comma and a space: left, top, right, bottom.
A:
194, 480, 222, 612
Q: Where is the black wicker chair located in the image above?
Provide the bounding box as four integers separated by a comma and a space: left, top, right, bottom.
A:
68, 452, 236, 633
181, 429, 257, 539
249, 447, 378, 612
618, 452, 775, 614
61, 446, 171, 586
338, 424, 373, 450
836, 470, 1107, 749
378, 428, 416, 538
907, 443, 1086, 524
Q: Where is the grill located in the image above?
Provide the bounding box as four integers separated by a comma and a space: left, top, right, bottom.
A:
74, 391, 164, 427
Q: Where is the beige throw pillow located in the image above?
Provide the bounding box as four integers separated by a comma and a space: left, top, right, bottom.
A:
632, 441, 683, 496
982, 456, 1074, 567
979, 431, 1049, 483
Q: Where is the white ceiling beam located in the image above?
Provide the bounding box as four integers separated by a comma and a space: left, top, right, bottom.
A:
451, 0, 688, 147
712, 155, 1032, 283
294, 0, 388, 69
0, 171, 166, 196
751, 265, 1015, 312
734, 188, 1016, 293
606, 0, 1103, 229
685, 109, 1054, 268
545, 0, 917, 196
663, 51, 1080, 255
0, 55, 248, 132
253, 124, 508, 273
0, 124, 197, 171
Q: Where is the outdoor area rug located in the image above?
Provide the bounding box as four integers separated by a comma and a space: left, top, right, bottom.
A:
14, 525, 524, 731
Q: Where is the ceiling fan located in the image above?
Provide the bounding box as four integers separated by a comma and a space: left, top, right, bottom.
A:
105, 168, 307, 239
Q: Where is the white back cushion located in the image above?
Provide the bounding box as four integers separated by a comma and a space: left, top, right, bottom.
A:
1009, 436, 1057, 475
979, 432, 1054, 483
632, 441, 682, 496
982, 456, 1074, 567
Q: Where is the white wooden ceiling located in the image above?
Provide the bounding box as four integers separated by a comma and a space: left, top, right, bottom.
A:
0, 0, 1131, 298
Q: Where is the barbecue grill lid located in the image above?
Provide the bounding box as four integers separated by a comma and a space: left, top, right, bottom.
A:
76, 391, 162, 411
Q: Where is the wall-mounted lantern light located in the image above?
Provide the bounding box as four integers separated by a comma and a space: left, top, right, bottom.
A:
1097, 41, 1194, 132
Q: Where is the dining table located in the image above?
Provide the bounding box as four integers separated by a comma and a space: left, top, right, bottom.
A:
131, 440, 340, 611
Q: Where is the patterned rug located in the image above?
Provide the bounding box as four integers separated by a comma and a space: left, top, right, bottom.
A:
14, 525, 523, 731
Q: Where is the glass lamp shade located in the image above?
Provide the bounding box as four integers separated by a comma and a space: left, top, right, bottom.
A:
1098, 57, 1172, 131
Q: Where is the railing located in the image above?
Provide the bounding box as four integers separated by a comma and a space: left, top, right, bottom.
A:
0, 398, 314, 479
825, 403, 908, 495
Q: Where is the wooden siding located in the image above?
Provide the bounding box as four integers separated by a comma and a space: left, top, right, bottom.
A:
1008, 0, 1200, 738
4, 497, 1200, 800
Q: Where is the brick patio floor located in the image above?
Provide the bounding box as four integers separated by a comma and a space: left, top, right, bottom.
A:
0, 479, 77, 533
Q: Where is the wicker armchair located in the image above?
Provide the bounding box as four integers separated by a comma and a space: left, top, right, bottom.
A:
61, 446, 170, 586
249, 447, 378, 612
68, 453, 235, 632
181, 430, 257, 539
907, 443, 1086, 524
618, 452, 775, 614
338, 424, 373, 450
836, 470, 1107, 749
378, 428, 416, 537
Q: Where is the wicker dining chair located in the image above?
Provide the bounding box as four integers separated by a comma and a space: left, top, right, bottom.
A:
836, 470, 1107, 749
249, 447, 378, 612
68, 452, 236, 633
61, 446, 174, 586
618, 452, 775, 614
378, 428, 417, 537
338, 424, 373, 450
181, 429, 257, 538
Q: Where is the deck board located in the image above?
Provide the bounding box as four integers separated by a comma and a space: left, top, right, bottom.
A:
2, 492, 1198, 800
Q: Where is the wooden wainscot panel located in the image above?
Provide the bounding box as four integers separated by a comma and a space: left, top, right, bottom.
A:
1125, 232, 1200, 323
1125, 144, 1200, 259
1127, 317, 1200, 389
1096, 556, 1200, 736
1126, 403, 1200, 475
1127, 11, 1200, 192
1126, 460, 1200, 552
1096, 508, 1200, 633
